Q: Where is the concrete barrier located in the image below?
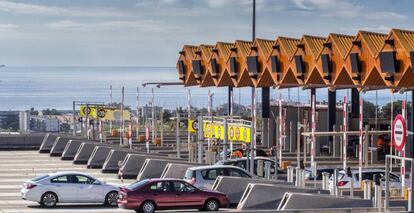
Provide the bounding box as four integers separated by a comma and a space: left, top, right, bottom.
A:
102, 149, 129, 173
137, 159, 183, 181
0, 133, 47, 150
61, 140, 82, 160
236, 183, 329, 210
87, 146, 112, 168
160, 163, 201, 179
277, 192, 373, 210
73, 143, 98, 164
50, 137, 71, 156
119, 154, 148, 179
39, 134, 58, 153
212, 176, 287, 204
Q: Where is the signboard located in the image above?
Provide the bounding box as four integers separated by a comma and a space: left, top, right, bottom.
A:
80, 106, 96, 118
80, 105, 131, 121
188, 119, 198, 133
202, 121, 251, 143
392, 114, 406, 152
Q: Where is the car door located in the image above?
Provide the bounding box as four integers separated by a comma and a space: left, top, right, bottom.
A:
172, 181, 202, 207
73, 175, 102, 203
148, 181, 176, 208
50, 175, 76, 202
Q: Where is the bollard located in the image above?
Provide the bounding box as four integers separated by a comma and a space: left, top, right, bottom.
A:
264, 161, 271, 180
363, 179, 372, 200
347, 167, 354, 198
373, 174, 381, 209
301, 170, 306, 188
322, 172, 330, 190
295, 167, 301, 187
409, 188, 412, 211
257, 160, 264, 177
333, 169, 338, 196
287, 166, 294, 183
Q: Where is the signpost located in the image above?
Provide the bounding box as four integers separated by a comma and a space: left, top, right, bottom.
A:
145, 126, 150, 153
343, 97, 348, 170
392, 114, 406, 152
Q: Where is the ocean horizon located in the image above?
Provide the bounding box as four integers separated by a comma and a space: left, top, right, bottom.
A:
0, 66, 409, 111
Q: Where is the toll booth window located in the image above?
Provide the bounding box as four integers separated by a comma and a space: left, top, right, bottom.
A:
295, 55, 305, 74
247, 56, 259, 76
321, 54, 331, 74
379, 51, 397, 73
410, 52, 414, 73
178, 60, 186, 75
210, 59, 218, 76
270, 55, 280, 73
350, 53, 360, 74
230, 57, 238, 76
192, 60, 203, 75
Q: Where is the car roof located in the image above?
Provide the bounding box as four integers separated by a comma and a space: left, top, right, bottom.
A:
145, 178, 186, 182
47, 171, 93, 177
188, 165, 246, 170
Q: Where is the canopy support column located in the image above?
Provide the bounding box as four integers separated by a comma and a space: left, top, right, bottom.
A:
310, 88, 319, 156
262, 87, 270, 148
328, 89, 338, 156
411, 91, 414, 157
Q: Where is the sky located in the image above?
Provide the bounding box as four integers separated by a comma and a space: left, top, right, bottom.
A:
0, 0, 413, 66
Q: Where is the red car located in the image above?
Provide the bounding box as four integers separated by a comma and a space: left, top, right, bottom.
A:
118, 178, 229, 213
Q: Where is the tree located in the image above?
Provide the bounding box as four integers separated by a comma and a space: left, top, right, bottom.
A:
381, 101, 411, 119
362, 101, 379, 119
29, 107, 38, 116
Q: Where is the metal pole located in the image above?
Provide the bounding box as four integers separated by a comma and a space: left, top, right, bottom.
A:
402, 100, 406, 196
223, 118, 228, 161
343, 96, 348, 170
409, 161, 414, 212
86, 103, 90, 139
110, 85, 113, 134
208, 90, 212, 150
230, 89, 234, 154
385, 157, 389, 210
151, 88, 155, 144
358, 94, 363, 186
197, 116, 203, 163
391, 92, 394, 168
120, 87, 125, 146
311, 94, 316, 172
160, 107, 163, 147
176, 108, 181, 158
72, 101, 76, 136
136, 87, 140, 143
188, 89, 191, 153
249, 0, 256, 176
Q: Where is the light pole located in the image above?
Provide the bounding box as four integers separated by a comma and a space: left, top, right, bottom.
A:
249, 0, 256, 175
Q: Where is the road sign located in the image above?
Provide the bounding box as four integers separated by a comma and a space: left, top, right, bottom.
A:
235, 127, 240, 140
392, 114, 406, 152
188, 119, 198, 132
229, 127, 234, 138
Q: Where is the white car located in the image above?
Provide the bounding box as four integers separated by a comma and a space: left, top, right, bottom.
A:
328, 169, 401, 192
184, 165, 253, 190
21, 171, 119, 208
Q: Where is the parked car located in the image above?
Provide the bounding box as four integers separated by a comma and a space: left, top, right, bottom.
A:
184, 165, 253, 189
21, 171, 119, 208
328, 169, 401, 192
118, 178, 229, 213
304, 167, 339, 180
216, 156, 285, 175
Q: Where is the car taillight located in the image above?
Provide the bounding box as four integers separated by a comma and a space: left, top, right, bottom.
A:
337, 181, 348, 187
24, 183, 37, 189
190, 177, 196, 185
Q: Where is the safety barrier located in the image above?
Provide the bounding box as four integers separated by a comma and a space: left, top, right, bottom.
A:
73, 143, 98, 164
61, 140, 82, 160
102, 149, 129, 173
38, 134, 58, 153
137, 159, 183, 181
237, 183, 329, 210
50, 137, 71, 156
160, 162, 203, 179
212, 176, 287, 204
87, 146, 112, 168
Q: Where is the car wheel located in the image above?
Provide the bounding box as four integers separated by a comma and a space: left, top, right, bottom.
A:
139, 201, 155, 213
40, 192, 58, 208
105, 191, 118, 207
204, 199, 219, 211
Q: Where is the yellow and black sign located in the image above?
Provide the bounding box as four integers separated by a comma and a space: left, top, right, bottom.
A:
188, 119, 199, 133
201, 121, 251, 143
80, 105, 131, 121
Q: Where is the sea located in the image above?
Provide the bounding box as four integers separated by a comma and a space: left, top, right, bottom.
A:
0, 66, 409, 111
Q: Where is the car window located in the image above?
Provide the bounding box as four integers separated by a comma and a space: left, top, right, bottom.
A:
149, 181, 172, 192
51, 175, 69, 183
236, 161, 246, 169
184, 170, 195, 180
172, 181, 195, 192
73, 175, 95, 184
127, 180, 149, 191
229, 169, 243, 177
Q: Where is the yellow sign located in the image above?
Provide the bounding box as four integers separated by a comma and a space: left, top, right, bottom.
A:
80, 105, 130, 121
201, 121, 251, 143
188, 119, 199, 133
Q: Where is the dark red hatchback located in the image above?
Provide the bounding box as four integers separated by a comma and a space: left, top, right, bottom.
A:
118, 178, 229, 213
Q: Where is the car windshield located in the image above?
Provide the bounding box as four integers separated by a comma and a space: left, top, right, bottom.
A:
184, 170, 195, 180
126, 180, 149, 190
31, 175, 49, 182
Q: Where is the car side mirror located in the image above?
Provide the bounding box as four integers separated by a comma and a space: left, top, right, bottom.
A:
93, 180, 101, 185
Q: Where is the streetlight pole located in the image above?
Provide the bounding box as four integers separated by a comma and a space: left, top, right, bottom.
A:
250, 0, 256, 175
136, 87, 140, 141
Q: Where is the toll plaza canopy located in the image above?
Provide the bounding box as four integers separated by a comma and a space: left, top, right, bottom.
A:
176, 29, 414, 90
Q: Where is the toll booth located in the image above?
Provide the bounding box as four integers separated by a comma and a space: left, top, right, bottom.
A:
209, 41, 234, 87
267, 37, 300, 88
192, 44, 214, 86
226, 40, 254, 87
177, 45, 199, 86
290, 35, 326, 87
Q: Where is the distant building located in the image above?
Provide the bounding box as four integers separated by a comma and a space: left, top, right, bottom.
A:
31, 116, 59, 132
19, 111, 30, 132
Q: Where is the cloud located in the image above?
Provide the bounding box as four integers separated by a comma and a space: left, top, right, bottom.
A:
0, 23, 18, 32
0, 0, 130, 17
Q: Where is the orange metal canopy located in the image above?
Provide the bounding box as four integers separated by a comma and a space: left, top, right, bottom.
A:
378, 29, 414, 90
207, 42, 233, 87
289, 35, 326, 88
177, 45, 199, 87
316, 33, 355, 89
225, 40, 254, 87
247, 38, 274, 87
343, 31, 387, 90
192, 44, 214, 87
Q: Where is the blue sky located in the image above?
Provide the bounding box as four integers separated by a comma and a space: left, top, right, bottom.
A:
0, 0, 413, 66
